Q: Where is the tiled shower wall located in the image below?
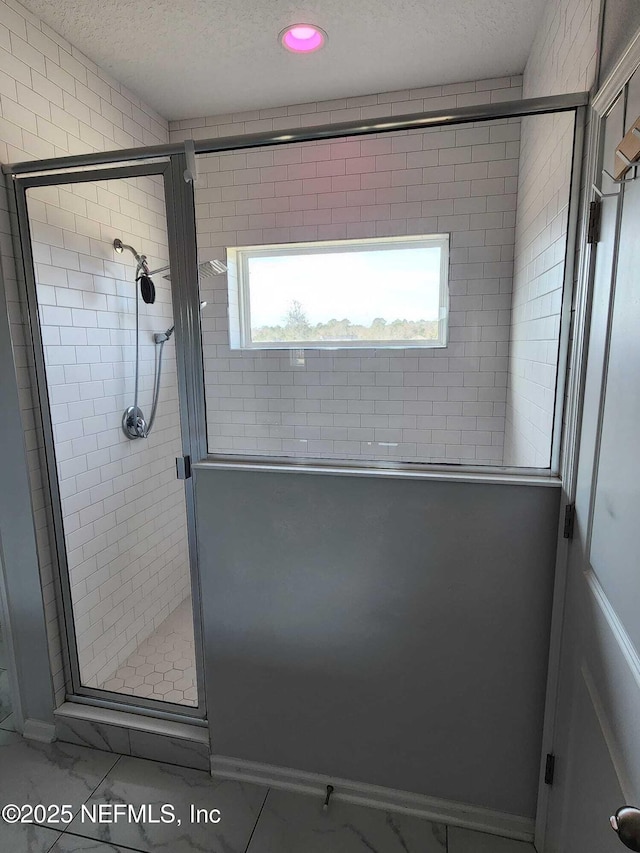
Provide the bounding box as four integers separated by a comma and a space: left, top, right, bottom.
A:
0, 0, 170, 702
29, 175, 191, 688
172, 77, 523, 464
503, 111, 574, 467
504, 0, 601, 466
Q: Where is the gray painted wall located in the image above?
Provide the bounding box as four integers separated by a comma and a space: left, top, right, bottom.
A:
196, 469, 560, 819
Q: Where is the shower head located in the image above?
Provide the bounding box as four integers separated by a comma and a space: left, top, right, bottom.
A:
138, 274, 156, 305
115, 236, 225, 298
198, 259, 228, 277
149, 260, 227, 281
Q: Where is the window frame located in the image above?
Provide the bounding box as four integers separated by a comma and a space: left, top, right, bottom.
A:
227, 233, 450, 350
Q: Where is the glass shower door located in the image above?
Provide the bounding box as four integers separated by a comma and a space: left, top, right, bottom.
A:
16, 161, 204, 717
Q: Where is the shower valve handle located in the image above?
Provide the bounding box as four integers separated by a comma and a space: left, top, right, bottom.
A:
133, 416, 147, 438
122, 406, 148, 440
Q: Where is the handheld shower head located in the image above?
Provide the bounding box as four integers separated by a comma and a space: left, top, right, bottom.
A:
138, 273, 156, 305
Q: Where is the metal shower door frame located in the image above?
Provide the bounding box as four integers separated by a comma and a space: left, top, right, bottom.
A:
12, 157, 208, 724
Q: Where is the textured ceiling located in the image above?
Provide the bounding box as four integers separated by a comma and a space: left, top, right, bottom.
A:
21, 0, 547, 120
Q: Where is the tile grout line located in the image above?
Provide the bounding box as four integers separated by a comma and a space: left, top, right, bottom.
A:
243, 786, 272, 853
53, 826, 149, 853
44, 830, 63, 853
31, 752, 124, 838
122, 748, 210, 773
57, 752, 124, 842
75, 750, 123, 805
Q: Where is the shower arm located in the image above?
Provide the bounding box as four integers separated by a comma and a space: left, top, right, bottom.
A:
113, 238, 150, 276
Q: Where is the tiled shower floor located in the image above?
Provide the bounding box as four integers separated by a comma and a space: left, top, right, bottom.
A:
99, 599, 197, 706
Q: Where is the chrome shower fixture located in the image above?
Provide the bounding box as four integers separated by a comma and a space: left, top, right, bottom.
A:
199, 259, 227, 277
113, 238, 156, 305
115, 235, 220, 442
147, 259, 228, 280
116, 237, 158, 439
113, 238, 145, 265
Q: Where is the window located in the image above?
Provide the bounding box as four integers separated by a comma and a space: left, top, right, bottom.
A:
227, 234, 449, 350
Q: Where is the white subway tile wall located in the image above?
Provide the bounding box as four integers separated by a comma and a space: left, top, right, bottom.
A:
173, 77, 524, 464
522, 0, 599, 99
0, 0, 169, 703
504, 0, 600, 466
28, 174, 191, 689
503, 111, 574, 466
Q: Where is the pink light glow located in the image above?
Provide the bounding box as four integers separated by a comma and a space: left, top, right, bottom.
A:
281, 24, 326, 53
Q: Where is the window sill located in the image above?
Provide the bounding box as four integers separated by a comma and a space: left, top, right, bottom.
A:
229, 341, 449, 350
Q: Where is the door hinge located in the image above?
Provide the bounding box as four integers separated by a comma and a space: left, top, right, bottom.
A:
544, 753, 556, 785
587, 199, 602, 244
563, 503, 575, 539
176, 455, 192, 480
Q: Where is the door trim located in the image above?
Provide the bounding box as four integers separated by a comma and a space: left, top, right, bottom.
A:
534, 29, 640, 851
584, 570, 640, 700
580, 661, 633, 804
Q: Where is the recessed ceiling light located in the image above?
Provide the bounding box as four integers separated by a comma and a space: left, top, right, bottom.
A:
280, 24, 327, 54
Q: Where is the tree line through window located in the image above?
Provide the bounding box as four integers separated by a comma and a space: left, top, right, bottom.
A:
252, 298, 442, 344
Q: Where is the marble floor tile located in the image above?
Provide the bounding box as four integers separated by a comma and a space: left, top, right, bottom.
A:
246, 789, 447, 853
0, 730, 120, 829
0, 730, 537, 853
127, 729, 209, 771
0, 822, 61, 853
68, 755, 268, 853
55, 719, 130, 756
97, 599, 197, 707
49, 833, 143, 852
448, 827, 535, 853
0, 668, 12, 721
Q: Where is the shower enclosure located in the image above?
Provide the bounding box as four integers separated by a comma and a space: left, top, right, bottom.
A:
5, 92, 586, 732
14, 159, 207, 719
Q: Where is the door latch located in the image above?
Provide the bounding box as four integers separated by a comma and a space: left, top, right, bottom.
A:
176, 455, 192, 480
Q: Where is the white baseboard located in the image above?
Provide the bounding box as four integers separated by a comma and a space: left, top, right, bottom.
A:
22, 718, 56, 743
211, 754, 534, 842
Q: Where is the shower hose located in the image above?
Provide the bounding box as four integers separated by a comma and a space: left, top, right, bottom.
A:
131, 262, 170, 438
147, 338, 166, 433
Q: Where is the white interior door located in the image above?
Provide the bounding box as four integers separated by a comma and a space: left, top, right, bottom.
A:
543, 78, 640, 852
